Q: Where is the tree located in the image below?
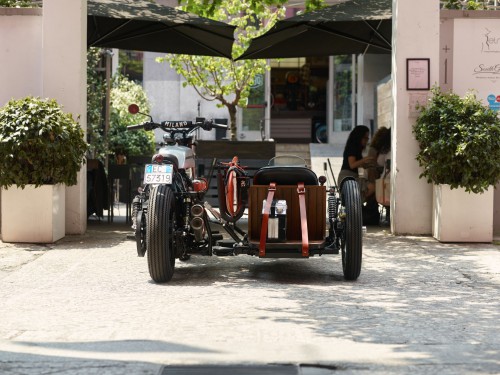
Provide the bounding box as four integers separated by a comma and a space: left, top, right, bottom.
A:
442, 0, 486, 9
160, 0, 324, 141
180, 0, 325, 16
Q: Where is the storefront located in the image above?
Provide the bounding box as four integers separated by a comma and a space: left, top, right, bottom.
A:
240, 55, 356, 144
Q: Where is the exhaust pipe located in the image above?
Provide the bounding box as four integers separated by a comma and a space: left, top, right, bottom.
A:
190, 204, 205, 242
191, 204, 204, 217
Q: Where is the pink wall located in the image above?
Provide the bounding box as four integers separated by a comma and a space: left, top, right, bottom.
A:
0, 8, 43, 106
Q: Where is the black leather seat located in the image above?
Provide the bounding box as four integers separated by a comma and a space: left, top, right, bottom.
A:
253, 166, 318, 186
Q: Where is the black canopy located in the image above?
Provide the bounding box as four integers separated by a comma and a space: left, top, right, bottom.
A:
88, 0, 235, 58
237, 0, 392, 60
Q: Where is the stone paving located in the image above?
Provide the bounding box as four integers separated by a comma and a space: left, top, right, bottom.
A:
0, 217, 499, 374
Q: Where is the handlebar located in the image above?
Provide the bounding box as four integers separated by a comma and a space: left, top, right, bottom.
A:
126, 118, 227, 132
127, 123, 148, 131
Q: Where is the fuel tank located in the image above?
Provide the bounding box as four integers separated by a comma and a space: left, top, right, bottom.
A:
158, 145, 195, 170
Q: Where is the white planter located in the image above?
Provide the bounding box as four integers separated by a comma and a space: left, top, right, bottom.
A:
1, 184, 65, 243
433, 184, 493, 243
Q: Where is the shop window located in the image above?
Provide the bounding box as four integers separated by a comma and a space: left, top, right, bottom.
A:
270, 57, 328, 114
333, 55, 353, 132
241, 73, 266, 134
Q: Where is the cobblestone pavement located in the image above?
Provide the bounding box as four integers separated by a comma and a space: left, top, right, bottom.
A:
0, 219, 499, 375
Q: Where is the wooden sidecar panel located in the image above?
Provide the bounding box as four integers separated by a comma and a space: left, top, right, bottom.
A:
248, 185, 326, 242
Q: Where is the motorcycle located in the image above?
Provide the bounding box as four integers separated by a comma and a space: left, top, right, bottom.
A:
127, 104, 228, 282
127, 105, 363, 283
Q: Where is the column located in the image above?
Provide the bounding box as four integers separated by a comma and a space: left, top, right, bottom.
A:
43, 0, 87, 234
391, 0, 440, 234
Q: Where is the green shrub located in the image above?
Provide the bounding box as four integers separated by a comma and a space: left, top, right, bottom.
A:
0, 0, 38, 7
413, 86, 500, 193
108, 74, 155, 159
0, 96, 89, 188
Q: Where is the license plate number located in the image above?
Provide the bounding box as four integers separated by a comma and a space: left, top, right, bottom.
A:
143, 164, 173, 184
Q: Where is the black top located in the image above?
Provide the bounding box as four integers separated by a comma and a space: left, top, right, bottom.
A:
341, 142, 362, 173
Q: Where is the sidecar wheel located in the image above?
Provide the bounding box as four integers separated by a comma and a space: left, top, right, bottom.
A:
340, 179, 363, 281
147, 185, 176, 283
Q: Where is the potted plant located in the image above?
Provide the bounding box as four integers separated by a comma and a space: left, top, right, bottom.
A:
413, 86, 500, 242
0, 96, 88, 243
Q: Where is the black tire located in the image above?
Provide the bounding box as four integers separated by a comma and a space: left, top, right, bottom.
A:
340, 179, 363, 280
147, 185, 176, 283
135, 210, 146, 257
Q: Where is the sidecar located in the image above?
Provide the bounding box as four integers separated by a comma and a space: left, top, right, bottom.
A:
133, 152, 363, 282
127, 107, 362, 282
215, 156, 363, 281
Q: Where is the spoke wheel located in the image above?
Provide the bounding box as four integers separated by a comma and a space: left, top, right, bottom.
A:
340, 179, 363, 281
147, 185, 176, 283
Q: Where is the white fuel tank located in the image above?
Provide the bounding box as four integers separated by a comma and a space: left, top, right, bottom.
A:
158, 145, 195, 170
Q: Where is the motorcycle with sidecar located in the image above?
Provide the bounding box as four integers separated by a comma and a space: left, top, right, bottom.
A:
127, 105, 363, 283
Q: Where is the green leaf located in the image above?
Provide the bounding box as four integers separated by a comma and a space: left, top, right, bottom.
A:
0, 96, 89, 188
413, 85, 500, 193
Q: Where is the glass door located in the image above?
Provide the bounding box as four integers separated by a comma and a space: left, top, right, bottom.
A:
238, 73, 266, 141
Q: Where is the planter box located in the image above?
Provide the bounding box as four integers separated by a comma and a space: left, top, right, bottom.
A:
1, 185, 65, 243
433, 184, 493, 243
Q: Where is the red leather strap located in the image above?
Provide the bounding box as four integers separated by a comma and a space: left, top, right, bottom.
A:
259, 183, 276, 257
297, 182, 309, 257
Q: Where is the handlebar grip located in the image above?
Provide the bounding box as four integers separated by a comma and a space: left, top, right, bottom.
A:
212, 123, 228, 129
127, 124, 145, 130
202, 120, 227, 130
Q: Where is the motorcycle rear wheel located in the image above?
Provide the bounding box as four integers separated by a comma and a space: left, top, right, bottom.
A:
147, 185, 176, 283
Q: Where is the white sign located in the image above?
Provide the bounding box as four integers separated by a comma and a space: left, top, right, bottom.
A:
453, 19, 500, 112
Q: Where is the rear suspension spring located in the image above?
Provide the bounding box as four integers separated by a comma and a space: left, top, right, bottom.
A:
328, 189, 338, 221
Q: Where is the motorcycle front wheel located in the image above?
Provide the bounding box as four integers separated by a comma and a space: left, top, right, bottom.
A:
147, 184, 176, 283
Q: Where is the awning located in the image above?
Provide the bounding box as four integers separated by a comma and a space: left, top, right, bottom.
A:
237, 0, 392, 60
87, 0, 235, 58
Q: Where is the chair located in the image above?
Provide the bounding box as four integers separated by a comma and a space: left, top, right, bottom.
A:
375, 159, 391, 225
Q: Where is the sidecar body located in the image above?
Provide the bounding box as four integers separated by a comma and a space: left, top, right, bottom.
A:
248, 165, 327, 258
213, 156, 364, 280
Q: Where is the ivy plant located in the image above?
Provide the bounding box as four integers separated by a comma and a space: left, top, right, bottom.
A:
0, 96, 89, 189
87, 47, 107, 162
413, 86, 500, 194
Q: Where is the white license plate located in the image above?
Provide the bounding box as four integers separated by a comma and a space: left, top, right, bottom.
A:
143, 164, 173, 184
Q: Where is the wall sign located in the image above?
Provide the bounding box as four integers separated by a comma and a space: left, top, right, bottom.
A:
406, 58, 430, 90
452, 19, 500, 109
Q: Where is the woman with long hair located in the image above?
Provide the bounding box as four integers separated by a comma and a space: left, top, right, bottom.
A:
366, 126, 392, 224
338, 125, 376, 201
367, 126, 391, 184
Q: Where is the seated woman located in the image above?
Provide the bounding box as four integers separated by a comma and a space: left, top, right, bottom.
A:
366, 126, 391, 224
366, 126, 391, 184
338, 125, 376, 202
